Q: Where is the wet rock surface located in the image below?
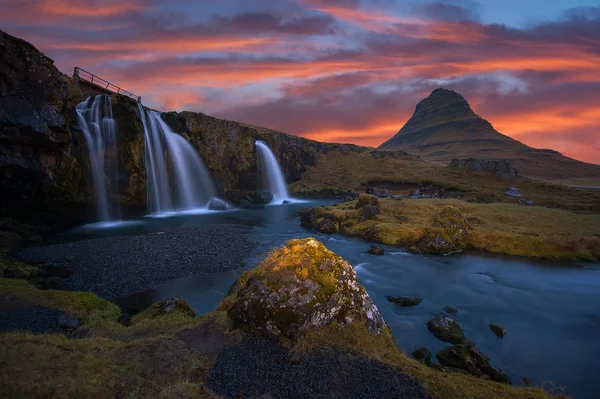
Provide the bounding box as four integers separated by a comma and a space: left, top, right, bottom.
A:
223, 238, 386, 339
489, 323, 506, 338
436, 341, 510, 384
18, 225, 254, 299
427, 315, 466, 344
367, 245, 384, 256
386, 296, 423, 307
206, 337, 430, 399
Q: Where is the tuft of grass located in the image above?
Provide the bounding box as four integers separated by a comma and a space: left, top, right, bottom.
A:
0, 278, 121, 326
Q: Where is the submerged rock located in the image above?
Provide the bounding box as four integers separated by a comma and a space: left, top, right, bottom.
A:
208, 197, 228, 210
221, 238, 387, 339
247, 190, 274, 205
386, 296, 423, 307
436, 341, 510, 384
427, 315, 466, 344
240, 200, 265, 210
504, 186, 522, 198
443, 306, 458, 314
412, 347, 432, 364
368, 245, 384, 256
489, 323, 506, 338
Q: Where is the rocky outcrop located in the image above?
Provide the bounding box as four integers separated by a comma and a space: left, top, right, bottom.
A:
219, 238, 387, 339
0, 30, 87, 203
408, 205, 470, 255
489, 323, 506, 338
131, 297, 196, 325
427, 315, 466, 344
436, 341, 510, 384
412, 348, 432, 364
449, 158, 517, 179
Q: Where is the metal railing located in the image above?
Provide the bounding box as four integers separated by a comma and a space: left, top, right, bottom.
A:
74, 67, 141, 102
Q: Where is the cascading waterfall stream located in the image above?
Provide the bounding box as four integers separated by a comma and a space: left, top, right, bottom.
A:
255, 140, 290, 204
137, 103, 218, 215
76, 95, 121, 222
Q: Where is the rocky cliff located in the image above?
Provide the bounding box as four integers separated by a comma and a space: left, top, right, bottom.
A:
1, 29, 394, 209
379, 88, 600, 180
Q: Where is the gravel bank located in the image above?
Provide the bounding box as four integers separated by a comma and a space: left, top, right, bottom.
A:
18, 225, 254, 299
206, 337, 430, 399
0, 305, 62, 334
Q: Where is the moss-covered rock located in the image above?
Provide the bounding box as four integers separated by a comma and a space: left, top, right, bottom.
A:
221, 238, 387, 340
436, 341, 510, 384
412, 347, 432, 364
409, 205, 470, 255
355, 194, 380, 209
427, 315, 466, 344
131, 297, 196, 325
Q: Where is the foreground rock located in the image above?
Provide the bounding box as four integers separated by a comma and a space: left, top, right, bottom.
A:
408, 206, 470, 255
489, 323, 506, 338
208, 198, 228, 210
386, 296, 423, 307
246, 190, 274, 205
437, 341, 510, 384
220, 238, 387, 339
412, 348, 432, 364
427, 315, 466, 344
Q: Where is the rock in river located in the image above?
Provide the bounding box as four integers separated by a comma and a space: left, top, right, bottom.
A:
436, 341, 510, 384
489, 323, 506, 338
208, 197, 228, 210
386, 296, 423, 307
220, 238, 387, 339
427, 315, 466, 344
368, 245, 384, 256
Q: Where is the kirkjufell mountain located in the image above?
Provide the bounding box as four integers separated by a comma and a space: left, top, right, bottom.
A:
379, 88, 600, 180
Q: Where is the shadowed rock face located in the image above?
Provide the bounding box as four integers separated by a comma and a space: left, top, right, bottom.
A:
221, 238, 387, 339
379, 88, 600, 180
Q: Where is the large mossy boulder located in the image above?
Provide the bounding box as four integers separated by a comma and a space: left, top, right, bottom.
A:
220, 238, 387, 339
436, 341, 510, 384
409, 205, 470, 255
427, 315, 466, 344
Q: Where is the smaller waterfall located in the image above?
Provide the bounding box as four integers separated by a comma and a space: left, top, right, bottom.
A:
255, 140, 290, 204
138, 104, 218, 215
76, 95, 121, 222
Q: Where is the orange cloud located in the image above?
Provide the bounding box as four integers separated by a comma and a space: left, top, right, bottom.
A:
41, 1, 145, 17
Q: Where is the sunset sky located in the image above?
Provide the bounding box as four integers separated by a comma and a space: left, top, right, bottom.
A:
2, 0, 599, 164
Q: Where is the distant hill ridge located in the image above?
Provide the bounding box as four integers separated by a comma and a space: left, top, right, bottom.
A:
379, 88, 600, 180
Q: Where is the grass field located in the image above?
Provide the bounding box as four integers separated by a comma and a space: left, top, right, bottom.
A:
307, 197, 600, 261
291, 151, 600, 213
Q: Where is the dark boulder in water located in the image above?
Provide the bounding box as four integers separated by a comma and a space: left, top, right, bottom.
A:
436, 341, 510, 384
489, 323, 506, 338
368, 245, 385, 256
246, 190, 274, 205
386, 296, 422, 307
208, 198, 227, 210
427, 315, 466, 344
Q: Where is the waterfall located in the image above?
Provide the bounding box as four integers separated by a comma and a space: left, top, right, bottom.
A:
137, 103, 217, 215
76, 95, 121, 221
255, 140, 290, 204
